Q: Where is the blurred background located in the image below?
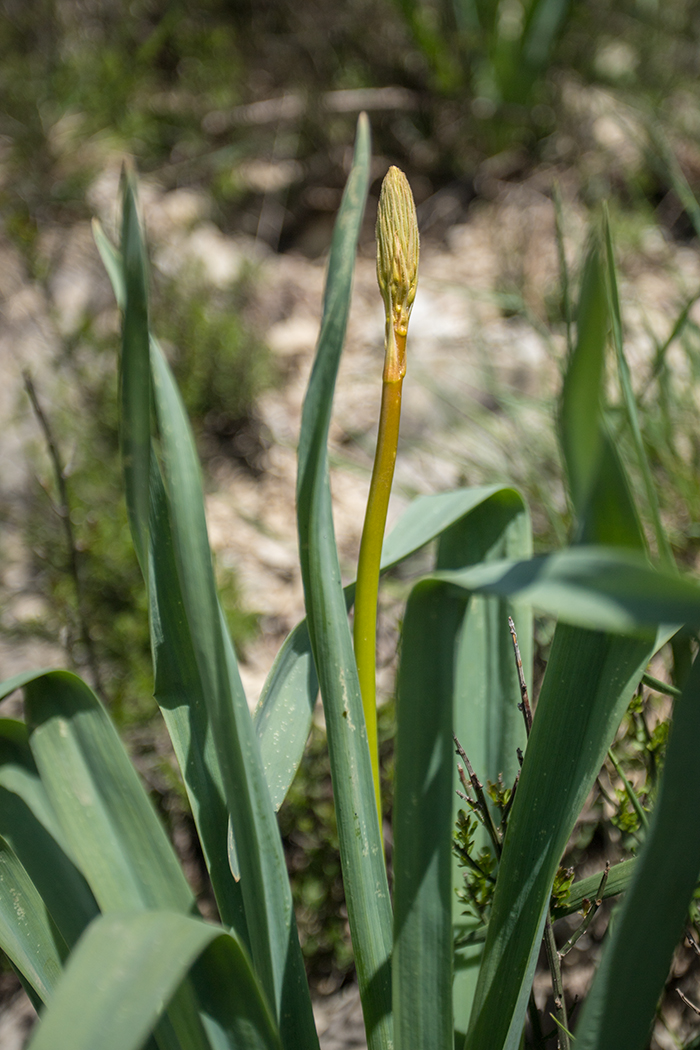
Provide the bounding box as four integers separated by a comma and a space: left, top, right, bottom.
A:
3, 1, 700, 1046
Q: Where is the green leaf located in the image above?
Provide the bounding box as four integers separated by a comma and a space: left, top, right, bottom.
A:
23, 670, 194, 915
465, 625, 653, 1050
574, 653, 700, 1050
551, 858, 636, 919
26, 911, 281, 1050
106, 176, 247, 939
296, 113, 393, 1050
396, 544, 700, 1050
0, 716, 98, 953
150, 341, 317, 1049
434, 546, 700, 634
92, 218, 126, 310
120, 169, 151, 569
559, 241, 644, 550
559, 243, 607, 515
254, 485, 525, 823
253, 618, 321, 814
21, 670, 213, 1050
0, 834, 66, 1003
393, 581, 460, 1050
148, 455, 248, 942
113, 171, 315, 1046
603, 208, 674, 568
435, 489, 532, 1038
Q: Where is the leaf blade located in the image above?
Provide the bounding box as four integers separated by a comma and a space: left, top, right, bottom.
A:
295, 113, 393, 1050
574, 654, 700, 1050
26, 912, 281, 1050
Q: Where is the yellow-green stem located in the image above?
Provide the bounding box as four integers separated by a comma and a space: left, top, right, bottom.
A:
353, 333, 405, 835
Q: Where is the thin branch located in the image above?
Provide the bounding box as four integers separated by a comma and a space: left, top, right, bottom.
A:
544, 917, 569, 1050
607, 746, 650, 832
686, 931, 700, 958
678, 989, 700, 1017
508, 615, 533, 735
23, 371, 104, 698
453, 735, 502, 856
500, 768, 520, 835
453, 844, 496, 884
559, 862, 610, 958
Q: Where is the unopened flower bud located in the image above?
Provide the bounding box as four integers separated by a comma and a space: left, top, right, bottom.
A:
377, 170, 415, 384
376, 167, 419, 354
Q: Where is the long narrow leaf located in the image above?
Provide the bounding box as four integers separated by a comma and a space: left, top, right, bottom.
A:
574, 653, 700, 1050
559, 245, 607, 517
27, 911, 281, 1050
20, 670, 213, 1050
393, 581, 461, 1050
435, 489, 532, 1037
120, 170, 151, 568
148, 456, 248, 942
434, 546, 700, 633
149, 342, 317, 1049
296, 113, 393, 1050
98, 206, 248, 940
559, 241, 644, 550
603, 208, 674, 568
465, 625, 653, 1050
114, 175, 315, 1045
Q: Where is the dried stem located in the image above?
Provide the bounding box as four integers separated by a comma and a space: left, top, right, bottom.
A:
509, 615, 533, 736
677, 989, 700, 1017
23, 371, 104, 698
559, 862, 610, 958
543, 915, 570, 1050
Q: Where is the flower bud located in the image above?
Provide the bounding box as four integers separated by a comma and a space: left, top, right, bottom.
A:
376, 167, 419, 347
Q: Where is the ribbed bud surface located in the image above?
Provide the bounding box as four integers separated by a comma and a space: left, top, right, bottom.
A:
376, 166, 419, 344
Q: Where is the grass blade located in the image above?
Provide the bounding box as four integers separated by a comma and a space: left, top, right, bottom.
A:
120, 170, 151, 569
296, 113, 394, 1050
559, 240, 644, 550
27, 912, 281, 1050
574, 653, 700, 1050
603, 207, 674, 568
